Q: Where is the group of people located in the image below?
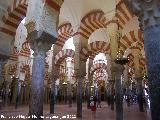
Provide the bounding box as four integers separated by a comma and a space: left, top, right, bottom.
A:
89, 94, 102, 112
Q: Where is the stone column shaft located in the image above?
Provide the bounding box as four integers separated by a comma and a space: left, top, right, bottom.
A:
67, 81, 72, 107
15, 81, 22, 109
73, 34, 87, 118
50, 77, 56, 113
136, 77, 144, 112
77, 77, 83, 117
50, 45, 61, 114
29, 49, 45, 119
124, 1, 160, 119
112, 64, 124, 120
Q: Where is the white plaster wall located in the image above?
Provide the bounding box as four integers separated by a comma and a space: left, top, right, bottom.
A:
14, 23, 27, 52
88, 28, 109, 44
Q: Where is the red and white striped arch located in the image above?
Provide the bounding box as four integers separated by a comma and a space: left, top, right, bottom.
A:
55, 49, 75, 65
119, 29, 144, 55
79, 10, 108, 39
127, 54, 135, 78
90, 62, 107, 75
139, 58, 146, 75
8, 63, 17, 75
93, 70, 107, 82
116, 0, 134, 29
45, 0, 64, 12
80, 41, 110, 61
0, 0, 28, 36
20, 59, 31, 73
19, 41, 30, 57
9, 46, 19, 61
55, 23, 74, 47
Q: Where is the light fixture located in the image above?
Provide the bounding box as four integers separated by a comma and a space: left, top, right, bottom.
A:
62, 81, 67, 85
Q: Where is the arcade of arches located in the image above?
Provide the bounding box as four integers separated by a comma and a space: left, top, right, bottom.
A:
0, 0, 159, 120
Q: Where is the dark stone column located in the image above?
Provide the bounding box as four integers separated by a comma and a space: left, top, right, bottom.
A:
144, 26, 160, 120
112, 64, 124, 120
86, 81, 90, 109
1, 80, 10, 107
15, 80, 22, 109
50, 76, 56, 114
0, 55, 8, 83
29, 46, 45, 119
50, 45, 61, 114
67, 81, 72, 107
136, 77, 144, 112
110, 80, 115, 111
76, 76, 83, 118
27, 31, 56, 119
124, 1, 160, 120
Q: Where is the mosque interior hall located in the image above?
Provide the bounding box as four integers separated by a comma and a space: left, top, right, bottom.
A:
0, 0, 160, 120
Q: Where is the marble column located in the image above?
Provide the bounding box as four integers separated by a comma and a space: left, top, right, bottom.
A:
15, 80, 22, 109
4, 81, 10, 106
132, 48, 144, 111
50, 76, 56, 113
124, 1, 160, 119
87, 58, 93, 109
0, 62, 4, 82
0, 55, 9, 87
67, 81, 72, 107
86, 81, 90, 109
50, 45, 61, 114
76, 75, 83, 117
109, 79, 115, 111
29, 45, 44, 118
136, 77, 144, 112
26, 33, 55, 119
11, 77, 17, 104
73, 34, 87, 118
112, 63, 124, 120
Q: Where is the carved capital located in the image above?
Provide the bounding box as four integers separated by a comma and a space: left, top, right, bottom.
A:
124, 0, 160, 29
27, 30, 57, 56
25, 21, 36, 34
112, 63, 125, 74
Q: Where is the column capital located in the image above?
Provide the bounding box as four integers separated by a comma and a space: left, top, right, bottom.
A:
27, 30, 57, 56
112, 63, 125, 74
124, 0, 160, 29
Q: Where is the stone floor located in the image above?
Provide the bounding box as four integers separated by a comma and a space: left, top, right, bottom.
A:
0, 102, 151, 120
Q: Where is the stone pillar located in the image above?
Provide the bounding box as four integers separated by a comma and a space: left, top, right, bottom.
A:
76, 75, 84, 118
25, 0, 62, 118
112, 63, 124, 120
25, 32, 56, 119
0, 62, 4, 82
50, 75, 56, 113
124, 1, 160, 119
123, 65, 131, 107
133, 49, 144, 112
0, 55, 8, 86
110, 80, 115, 111
11, 77, 17, 104
4, 81, 10, 106
50, 45, 61, 114
87, 58, 93, 109
26, 84, 30, 104
67, 81, 72, 107
73, 34, 87, 118
136, 77, 144, 112
15, 80, 22, 109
